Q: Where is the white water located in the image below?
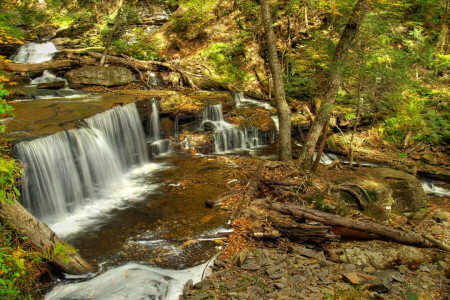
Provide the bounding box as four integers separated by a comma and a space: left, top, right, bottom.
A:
234, 92, 274, 110
198, 103, 271, 152
12, 41, 58, 64
420, 179, 450, 197
16, 103, 150, 229
149, 72, 160, 86
30, 70, 66, 85
148, 99, 170, 156
46, 262, 211, 300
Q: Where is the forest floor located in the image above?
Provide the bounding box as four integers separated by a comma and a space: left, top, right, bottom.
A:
183, 158, 450, 300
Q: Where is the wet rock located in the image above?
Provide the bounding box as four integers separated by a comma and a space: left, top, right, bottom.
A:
37, 81, 65, 89
343, 272, 361, 284
214, 259, 227, 268
194, 279, 213, 290
66, 66, 133, 86
287, 245, 316, 258
314, 251, 327, 262
183, 279, 193, 297
433, 210, 450, 222
241, 262, 261, 271
233, 248, 251, 267
367, 276, 392, 293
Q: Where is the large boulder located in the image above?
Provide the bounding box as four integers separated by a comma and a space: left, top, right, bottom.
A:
65, 66, 133, 87
364, 168, 428, 212
331, 167, 428, 220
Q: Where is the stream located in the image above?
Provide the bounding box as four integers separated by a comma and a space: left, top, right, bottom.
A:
5, 42, 449, 300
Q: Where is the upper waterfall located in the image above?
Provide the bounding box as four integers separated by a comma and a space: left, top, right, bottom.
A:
11, 41, 58, 64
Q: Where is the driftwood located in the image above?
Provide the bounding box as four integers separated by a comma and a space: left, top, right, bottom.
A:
262, 177, 305, 187
0, 199, 94, 274
324, 158, 343, 170
331, 184, 368, 210
205, 188, 244, 207
422, 234, 450, 252
271, 202, 429, 247
87, 52, 199, 90
269, 210, 340, 243
233, 163, 265, 220
1, 60, 74, 72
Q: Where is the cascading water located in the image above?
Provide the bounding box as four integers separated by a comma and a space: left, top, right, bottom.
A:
16, 103, 148, 225
199, 103, 268, 152
234, 92, 274, 110
149, 72, 159, 86
11, 41, 58, 64
30, 70, 66, 85
147, 99, 170, 156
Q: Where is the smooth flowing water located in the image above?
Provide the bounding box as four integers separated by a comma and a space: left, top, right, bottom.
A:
11, 41, 58, 64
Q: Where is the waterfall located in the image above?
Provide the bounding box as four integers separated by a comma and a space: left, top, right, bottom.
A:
234, 92, 244, 106
149, 72, 159, 86
16, 103, 148, 224
31, 70, 66, 85
147, 99, 170, 156
199, 104, 267, 152
11, 41, 58, 64
233, 92, 273, 110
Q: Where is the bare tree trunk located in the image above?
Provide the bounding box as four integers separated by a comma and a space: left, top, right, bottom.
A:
312, 117, 330, 172
0, 200, 94, 274
261, 0, 292, 161
348, 80, 362, 167
304, 1, 309, 32
437, 0, 449, 54
271, 203, 428, 247
299, 0, 370, 169
1, 60, 74, 72
99, 0, 124, 67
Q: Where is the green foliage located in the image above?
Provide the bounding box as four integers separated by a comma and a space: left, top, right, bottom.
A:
0, 222, 43, 298
202, 42, 248, 83
169, 0, 218, 40
111, 36, 160, 61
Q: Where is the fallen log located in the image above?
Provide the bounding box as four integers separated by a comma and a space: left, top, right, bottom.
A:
271, 202, 428, 247
206, 187, 243, 207
261, 177, 305, 187
269, 210, 340, 243
233, 163, 265, 220
1, 60, 74, 72
87, 52, 199, 90
422, 234, 450, 252
0, 199, 94, 274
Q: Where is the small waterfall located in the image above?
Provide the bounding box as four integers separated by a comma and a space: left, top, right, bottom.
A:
16, 103, 148, 224
31, 70, 66, 85
147, 99, 170, 156
233, 92, 273, 110
148, 99, 161, 141
11, 41, 58, 64
149, 72, 159, 86
234, 92, 244, 106
199, 103, 267, 152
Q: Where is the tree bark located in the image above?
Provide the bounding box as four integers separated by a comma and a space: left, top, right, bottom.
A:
233, 163, 265, 220
1, 60, 74, 72
99, 0, 124, 67
261, 0, 292, 161
312, 117, 330, 171
437, 0, 449, 54
271, 202, 428, 247
299, 0, 370, 169
349, 81, 362, 167
0, 199, 94, 274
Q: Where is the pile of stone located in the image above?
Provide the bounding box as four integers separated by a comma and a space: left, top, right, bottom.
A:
182, 242, 449, 300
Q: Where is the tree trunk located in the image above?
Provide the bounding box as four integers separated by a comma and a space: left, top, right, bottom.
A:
348, 81, 362, 167
312, 116, 330, 171
0, 200, 94, 274
271, 203, 428, 247
1, 60, 74, 72
437, 0, 449, 54
261, 0, 292, 161
299, 0, 370, 169
99, 0, 124, 67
